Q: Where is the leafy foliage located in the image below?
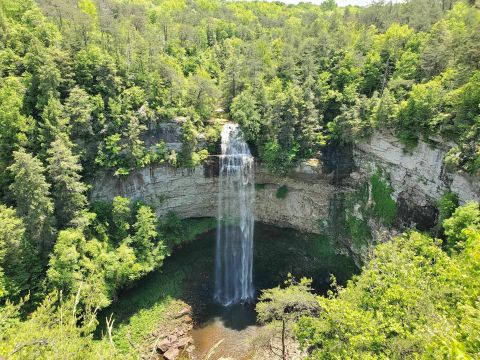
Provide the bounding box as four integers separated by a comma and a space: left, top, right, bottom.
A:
437, 190, 459, 226
296, 202, 480, 359
0, 0, 479, 358
257, 275, 319, 360
0, 205, 25, 299
8, 149, 55, 254
0, 292, 122, 359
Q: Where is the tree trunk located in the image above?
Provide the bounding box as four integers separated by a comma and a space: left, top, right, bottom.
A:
281, 318, 286, 360
163, 24, 168, 43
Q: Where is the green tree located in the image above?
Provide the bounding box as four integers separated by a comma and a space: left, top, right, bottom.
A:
180, 118, 200, 167
443, 201, 480, 251
8, 149, 55, 253
0, 291, 121, 359
37, 97, 69, 155
47, 229, 84, 294
26, 56, 62, 114
397, 78, 446, 146
221, 46, 245, 111
298, 84, 325, 157
420, 21, 452, 77
130, 205, 165, 272
111, 196, 132, 242
187, 69, 219, 120
296, 204, 480, 359
46, 136, 88, 228
0, 78, 32, 191
256, 276, 319, 360
371, 88, 398, 127
230, 90, 262, 142
437, 190, 459, 226
329, 95, 374, 143
74, 45, 119, 99
0, 205, 25, 299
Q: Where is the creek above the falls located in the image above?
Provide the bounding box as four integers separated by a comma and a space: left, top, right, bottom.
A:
100, 222, 357, 359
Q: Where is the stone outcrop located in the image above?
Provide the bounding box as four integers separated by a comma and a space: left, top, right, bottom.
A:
91, 131, 479, 240
92, 160, 219, 219
354, 132, 479, 205
146, 305, 194, 360
91, 157, 345, 234
354, 132, 479, 230
254, 160, 337, 233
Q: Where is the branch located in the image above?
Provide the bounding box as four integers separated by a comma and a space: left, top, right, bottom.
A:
126, 332, 139, 352
105, 314, 116, 349
205, 339, 224, 360
10, 339, 49, 356
268, 341, 283, 358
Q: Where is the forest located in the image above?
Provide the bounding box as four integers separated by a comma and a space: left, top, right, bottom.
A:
0, 0, 479, 358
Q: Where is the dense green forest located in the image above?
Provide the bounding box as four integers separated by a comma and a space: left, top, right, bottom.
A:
0, 0, 479, 358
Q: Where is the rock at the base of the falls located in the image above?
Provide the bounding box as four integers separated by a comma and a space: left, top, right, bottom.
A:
176, 336, 193, 348
175, 307, 191, 319
143, 303, 195, 359
163, 348, 179, 360
156, 333, 194, 360
157, 338, 171, 353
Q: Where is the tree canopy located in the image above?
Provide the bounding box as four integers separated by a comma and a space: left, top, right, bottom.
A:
0, 0, 479, 358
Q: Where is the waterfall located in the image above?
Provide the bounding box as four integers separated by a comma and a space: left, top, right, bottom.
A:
214, 123, 255, 306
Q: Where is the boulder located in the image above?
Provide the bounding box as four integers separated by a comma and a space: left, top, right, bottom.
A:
163, 347, 179, 360
157, 338, 172, 353
176, 336, 193, 349
175, 306, 192, 319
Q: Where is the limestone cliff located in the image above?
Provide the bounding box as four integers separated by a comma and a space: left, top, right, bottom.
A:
354, 132, 479, 230
91, 158, 336, 234
91, 130, 479, 264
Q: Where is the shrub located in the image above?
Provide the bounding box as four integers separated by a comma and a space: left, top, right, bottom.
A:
261, 140, 299, 175
276, 185, 289, 199
370, 171, 396, 225
443, 202, 480, 250
437, 190, 459, 225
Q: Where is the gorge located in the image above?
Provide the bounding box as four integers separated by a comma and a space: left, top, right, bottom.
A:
2, 0, 480, 359
91, 121, 480, 358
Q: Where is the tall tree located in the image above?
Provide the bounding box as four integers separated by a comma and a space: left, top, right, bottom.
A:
8, 149, 55, 254
230, 89, 262, 142
37, 97, 69, 155
111, 196, 132, 242
0, 204, 25, 299
130, 205, 165, 272
0, 78, 32, 196
46, 136, 88, 228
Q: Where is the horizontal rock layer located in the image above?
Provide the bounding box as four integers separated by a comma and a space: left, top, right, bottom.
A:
92, 132, 479, 234
354, 132, 479, 206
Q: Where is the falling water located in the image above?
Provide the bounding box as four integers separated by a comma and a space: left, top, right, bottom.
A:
214, 123, 255, 306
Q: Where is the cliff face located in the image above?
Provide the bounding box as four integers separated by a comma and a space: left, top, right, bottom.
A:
253, 160, 337, 233
355, 132, 479, 205
91, 131, 479, 263
91, 159, 336, 234
92, 163, 219, 219
354, 132, 479, 230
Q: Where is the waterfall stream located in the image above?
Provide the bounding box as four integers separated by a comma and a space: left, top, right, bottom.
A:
214, 123, 255, 305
